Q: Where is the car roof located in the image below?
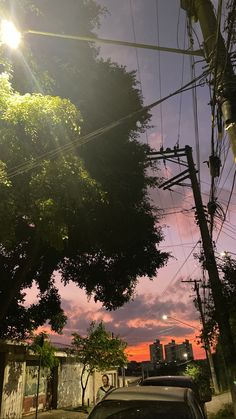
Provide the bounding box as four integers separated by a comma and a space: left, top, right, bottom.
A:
141, 375, 194, 383
104, 385, 189, 402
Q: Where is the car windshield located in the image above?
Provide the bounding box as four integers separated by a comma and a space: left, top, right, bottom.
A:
89, 400, 193, 419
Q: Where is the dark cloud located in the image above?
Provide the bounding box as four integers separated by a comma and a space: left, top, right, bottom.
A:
59, 288, 199, 347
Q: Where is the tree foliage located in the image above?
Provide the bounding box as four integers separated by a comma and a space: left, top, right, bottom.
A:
184, 361, 212, 401
72, 321, 127, 405
30, 332, 58, 369
0, 0, 169, 338
195, 256, 236, 350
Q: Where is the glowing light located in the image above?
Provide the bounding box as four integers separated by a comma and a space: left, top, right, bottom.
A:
1, 20, 21, 49
162, 314, 168, 320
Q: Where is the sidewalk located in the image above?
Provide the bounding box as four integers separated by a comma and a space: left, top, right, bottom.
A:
25, 408, 89, 419
206, 391, 232, 415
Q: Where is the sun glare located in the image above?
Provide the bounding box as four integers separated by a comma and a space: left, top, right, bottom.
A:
1, 20, 21, 49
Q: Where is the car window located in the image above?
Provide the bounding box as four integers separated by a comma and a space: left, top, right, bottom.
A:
89, 400, 194, 419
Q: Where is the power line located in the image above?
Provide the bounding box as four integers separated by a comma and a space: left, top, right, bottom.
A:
155, 0, 164, 146
7, 71, 209, 179
216, 169, 236, 242
160, 240, 201, 298
129, 0, 149, 145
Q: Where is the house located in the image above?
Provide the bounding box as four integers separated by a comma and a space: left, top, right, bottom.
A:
0, 340, 118, 418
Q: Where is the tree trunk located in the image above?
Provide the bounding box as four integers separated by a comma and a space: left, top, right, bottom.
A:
81, 366, 92, 407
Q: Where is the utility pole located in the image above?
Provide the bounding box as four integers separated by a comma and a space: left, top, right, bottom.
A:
182, 279, 220, 394
181, 0, 236, 159
150, 145, 236, 412
185, 145, 236, 410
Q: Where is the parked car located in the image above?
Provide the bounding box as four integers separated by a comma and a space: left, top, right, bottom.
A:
88, 386, 206, 418
139, 375, 211, 416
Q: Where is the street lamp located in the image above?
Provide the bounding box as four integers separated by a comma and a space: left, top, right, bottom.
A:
220, 250, 236, 258
0, 20, 21, 49
162, 314, 200, 331
0, 19, 203, 57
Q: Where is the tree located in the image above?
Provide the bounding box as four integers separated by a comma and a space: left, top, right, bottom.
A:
0, 72, 103, 333
197, 256, 236, 347
30, 332, 58, 417
184, 361, 212, 401
72, 321, 127, 406
0, 0, 169, 336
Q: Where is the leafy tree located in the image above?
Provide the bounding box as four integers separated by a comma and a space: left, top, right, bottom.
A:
0, 72, 103, 334
184, 361, 212, 401
30, 332, 58, 416
72, 321, 127, 406
197, 256, 236, 347
30, 332, 58, 369
0, 0, 169, 337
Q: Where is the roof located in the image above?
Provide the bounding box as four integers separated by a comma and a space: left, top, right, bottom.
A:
104, 386, 189, 402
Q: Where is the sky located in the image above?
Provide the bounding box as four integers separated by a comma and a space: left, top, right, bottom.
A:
26, 0, 236, 362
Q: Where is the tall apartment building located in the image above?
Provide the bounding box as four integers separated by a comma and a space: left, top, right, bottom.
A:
149, 339, 164, 364
178, 339, 194, 360
164, 339, 194, 363
164, 339, 178, 363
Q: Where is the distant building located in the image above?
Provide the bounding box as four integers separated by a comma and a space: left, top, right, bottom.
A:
164, 339, 178, 363
149, 339, 164, 365
178, 339, 194, 361
164, 339, 194, 363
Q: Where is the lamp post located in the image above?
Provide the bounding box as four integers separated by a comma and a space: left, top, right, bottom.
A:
162, 314, 200, 332
162, 314, 219, 394
0, 17, 203, 57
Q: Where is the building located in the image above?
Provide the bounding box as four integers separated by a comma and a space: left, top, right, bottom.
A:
149, 339, 164, 365
164, 339, 194, 363
177, 339, 194, 361
164, 339, 178, 363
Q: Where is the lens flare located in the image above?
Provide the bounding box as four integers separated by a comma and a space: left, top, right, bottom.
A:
1, 20, 21, 49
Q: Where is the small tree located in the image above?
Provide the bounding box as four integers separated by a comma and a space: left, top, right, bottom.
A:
184, 361, 212, 401
30, 332, 58, 418
72, 321, 127, 406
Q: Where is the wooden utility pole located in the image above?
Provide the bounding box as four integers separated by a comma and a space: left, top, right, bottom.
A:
150, 145, 236, 413
181, 0, 236, 157
185, 145, 236, 411
183, 279, 219, 394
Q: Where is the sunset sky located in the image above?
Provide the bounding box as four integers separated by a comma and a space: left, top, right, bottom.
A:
26, 0, 236, 362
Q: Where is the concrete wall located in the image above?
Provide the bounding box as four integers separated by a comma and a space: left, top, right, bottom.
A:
0, 344, 119, 417
57, 362, 118, 408
22, 365, 48, 415
0, 358, 26, 419
57, 358, 97, 407
57, 358, 83, 408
